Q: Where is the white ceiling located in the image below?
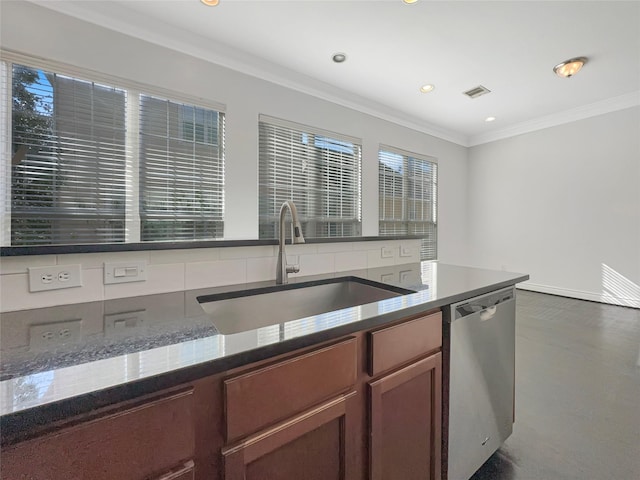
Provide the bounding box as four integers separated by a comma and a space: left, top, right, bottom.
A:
30, 0, 640, 146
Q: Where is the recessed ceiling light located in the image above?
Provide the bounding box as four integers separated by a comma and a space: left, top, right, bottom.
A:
201, 0, 220, 5
332, 53, 347, 63
553, 57, 588, 78
419, 84, 435, 93
403, 0, 419, 4
485, 116, 496, 122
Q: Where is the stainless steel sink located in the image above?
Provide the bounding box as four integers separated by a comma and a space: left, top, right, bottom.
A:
197, 277, 413, 335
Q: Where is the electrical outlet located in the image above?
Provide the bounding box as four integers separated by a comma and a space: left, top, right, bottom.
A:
29, 319, 82, 350
28, 265, 82, 292
381, 246, 394, 258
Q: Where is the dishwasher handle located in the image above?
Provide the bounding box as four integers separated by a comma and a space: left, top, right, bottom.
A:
452, 287, 514, 321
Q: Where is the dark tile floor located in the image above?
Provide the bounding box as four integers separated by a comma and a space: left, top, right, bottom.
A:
469, 290, 640, 480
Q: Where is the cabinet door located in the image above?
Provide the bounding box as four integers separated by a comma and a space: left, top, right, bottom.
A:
1, 388, 195, 480
223, 392, 357, 480
369, 353, 442, 480
152, 460, 195, 480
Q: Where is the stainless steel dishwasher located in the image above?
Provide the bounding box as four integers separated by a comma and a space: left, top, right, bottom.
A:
447, 287, 516, 480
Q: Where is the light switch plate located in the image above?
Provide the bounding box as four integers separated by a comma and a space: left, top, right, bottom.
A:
400, 245, 413, 257
104, 309, 147, 335
104, 261, 147, 285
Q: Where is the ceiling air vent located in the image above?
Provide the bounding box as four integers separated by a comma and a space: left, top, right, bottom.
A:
463, 85, 491, 99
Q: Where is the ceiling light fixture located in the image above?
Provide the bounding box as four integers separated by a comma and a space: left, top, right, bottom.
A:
553, 56, 588, 78
332, 53, 347, 63
485, 116, 496, 122
403, 0, 419, 4
419, 84, 435, 93
201, 0, 219, 6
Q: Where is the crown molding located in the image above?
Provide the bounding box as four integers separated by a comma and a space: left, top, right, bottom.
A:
469, 91, 640, 147
28, 0, 469, 147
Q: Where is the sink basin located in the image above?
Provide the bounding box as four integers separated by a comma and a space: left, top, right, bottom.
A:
197, 276, 413, 335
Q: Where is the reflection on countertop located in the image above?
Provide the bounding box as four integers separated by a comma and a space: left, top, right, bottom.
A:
0, 262, 528, 416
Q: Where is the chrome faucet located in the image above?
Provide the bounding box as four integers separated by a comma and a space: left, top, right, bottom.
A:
276, 200, 305, 284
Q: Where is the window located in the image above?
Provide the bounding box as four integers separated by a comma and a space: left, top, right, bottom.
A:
258, 116, 361, 239
139, 96, 224, 241
2, 56, 225, 246
379, 146, 437, 260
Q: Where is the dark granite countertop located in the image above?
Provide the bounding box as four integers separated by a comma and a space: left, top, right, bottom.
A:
0, 262, 528, 442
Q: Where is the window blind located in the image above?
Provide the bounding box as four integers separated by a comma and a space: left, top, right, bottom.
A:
379, 146, 437, 260
6, 57, 226, 247
258, 117, 361, 239
139, 95, 224, 241
11, 64, 127, 245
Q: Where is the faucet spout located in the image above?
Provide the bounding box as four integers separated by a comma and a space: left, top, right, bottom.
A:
276, 201, 305, 284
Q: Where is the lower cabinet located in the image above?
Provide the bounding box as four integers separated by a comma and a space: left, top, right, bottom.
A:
155, 461, 196, 480
369, 353, 442, 480
1, 388, 196, 480
222, 392, 357, 480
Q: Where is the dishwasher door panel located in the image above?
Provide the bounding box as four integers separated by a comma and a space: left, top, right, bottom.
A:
448, 294, 515, 480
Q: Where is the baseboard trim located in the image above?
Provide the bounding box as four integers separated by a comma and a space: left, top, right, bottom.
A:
517, 283, 640, 309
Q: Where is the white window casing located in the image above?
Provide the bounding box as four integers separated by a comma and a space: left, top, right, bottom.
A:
258, 115, 362, 239
379, 144, 437, 260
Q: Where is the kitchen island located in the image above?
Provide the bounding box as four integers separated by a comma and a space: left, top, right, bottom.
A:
0, 262, 528, 480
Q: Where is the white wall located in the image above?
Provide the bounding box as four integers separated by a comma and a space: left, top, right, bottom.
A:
0, 1, 468, 255
0, 2, 468, 310
468, 107, 640, 308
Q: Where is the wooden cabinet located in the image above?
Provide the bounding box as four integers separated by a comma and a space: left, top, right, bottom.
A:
223, 392, 357, 480
153, 461, 196, 480
222, 338, 358, 480
1, 388, 196, 480
224, 338, 357, 442
367, 312, 443, 480
369, 353, 442, 480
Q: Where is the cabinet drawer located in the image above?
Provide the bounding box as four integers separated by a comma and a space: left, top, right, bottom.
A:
225, 337, 357, 441
368, 311, 442, 377
1, 388, 195, 480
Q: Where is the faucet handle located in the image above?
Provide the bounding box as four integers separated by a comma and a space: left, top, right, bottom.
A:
286, 264, 300, 274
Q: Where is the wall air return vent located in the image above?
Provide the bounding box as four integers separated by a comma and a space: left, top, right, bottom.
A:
463, 85, 491, 99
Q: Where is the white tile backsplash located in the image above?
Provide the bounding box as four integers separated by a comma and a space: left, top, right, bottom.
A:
58, 251, 150, 269
366, 247, 397, 269
246, 256, 278, 283
185, 258, 247, 290
334, 250, 368, 272
0, 239, 422, 312
316, 242, 354, 254
1, 269, 104, 312
104, 263, 185, 300
148, 247, 219, 265
0, 255, 58, 275
298, 253, 335, 276
219, 245, 275, 260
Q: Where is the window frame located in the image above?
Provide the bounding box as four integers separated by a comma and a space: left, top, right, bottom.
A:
378, 144, 438, 261
0, 51, 226, 247
258, 114, 363, 240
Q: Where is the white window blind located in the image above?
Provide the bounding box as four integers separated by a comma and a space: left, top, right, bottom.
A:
10, 64, 127, 245
139, 95, 224, 241
5, 57, 225, 246
379, 146, 437, 260
258, 116, 361, 239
